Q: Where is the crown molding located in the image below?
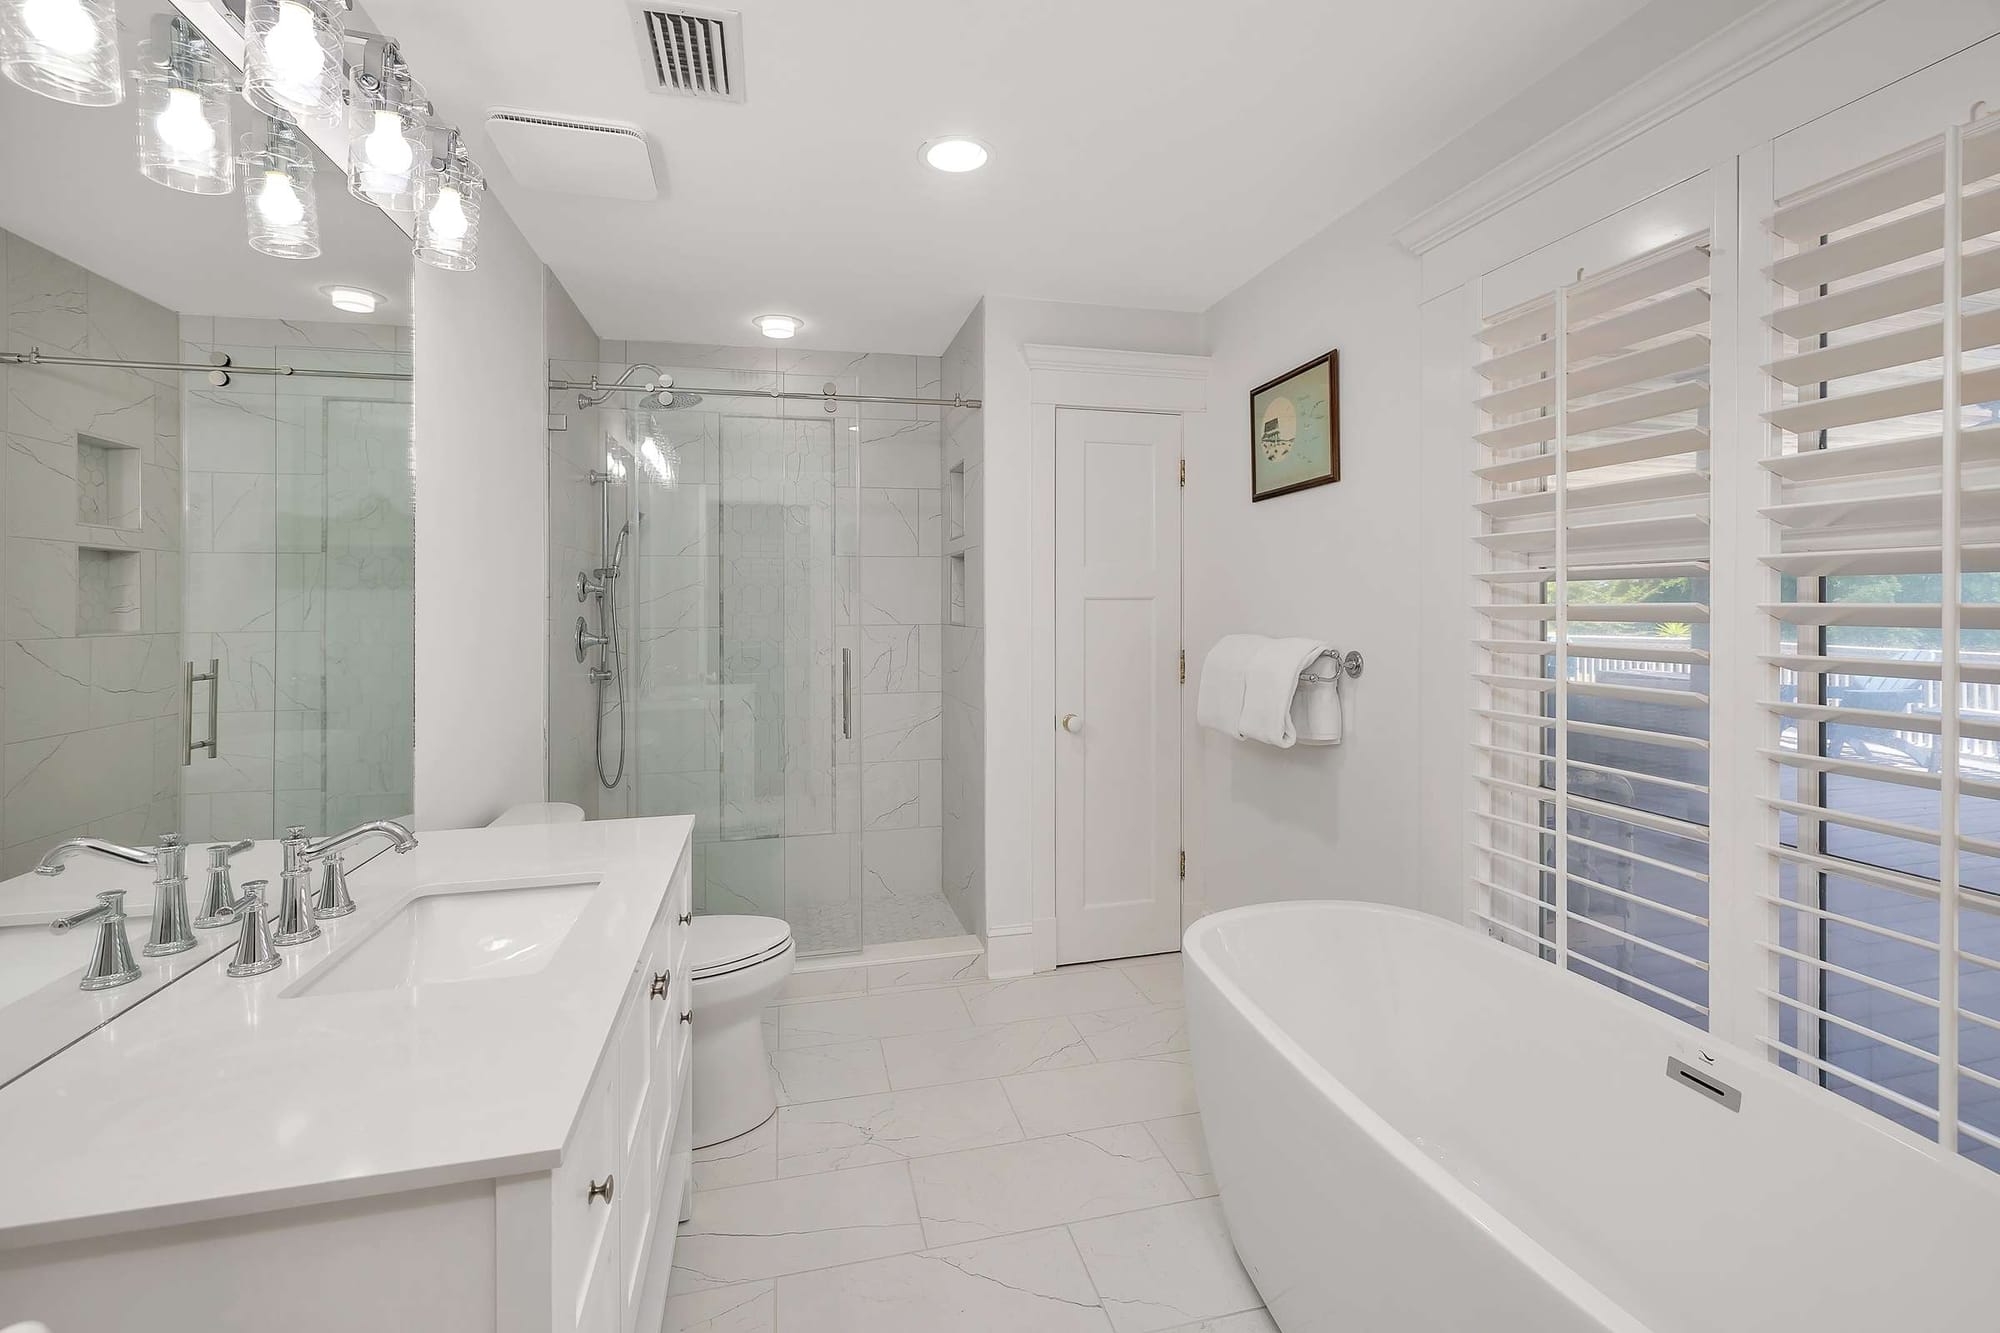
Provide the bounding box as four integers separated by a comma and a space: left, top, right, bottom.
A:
1393, 0, 1887, 256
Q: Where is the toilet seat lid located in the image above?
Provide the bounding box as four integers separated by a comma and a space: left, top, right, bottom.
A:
690, 915, 793, 977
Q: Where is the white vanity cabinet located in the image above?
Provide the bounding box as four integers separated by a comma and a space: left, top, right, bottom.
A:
509, 850, 695, 1333
0, 818, 700, 1333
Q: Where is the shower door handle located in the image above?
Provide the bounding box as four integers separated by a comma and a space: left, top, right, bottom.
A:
839, 649, 852, 741
184, 658, 220, 764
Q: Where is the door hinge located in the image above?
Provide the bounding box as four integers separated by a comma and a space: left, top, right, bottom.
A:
1179, 458, 1186, 487
1180, 850, 1186, 880
1179, 649, 1186, 684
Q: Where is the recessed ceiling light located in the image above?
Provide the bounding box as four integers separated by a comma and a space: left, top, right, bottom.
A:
323, 285, 382, 314
755, 313, 802, 340
922, 137, 989, 173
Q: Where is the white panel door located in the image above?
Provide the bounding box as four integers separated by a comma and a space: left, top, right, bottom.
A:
1055, 408, 1183, 964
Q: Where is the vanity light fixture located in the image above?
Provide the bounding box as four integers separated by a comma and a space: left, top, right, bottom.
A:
134, 15, 234, 195
323, 284, 380, 313
415, 130, 485, 271
346, 40, 429, 211
921, 136, 989, 173
243, 0, 344, 130
1, 0, 122, 106
755, 313, 802, 340
242, 115, 321, 260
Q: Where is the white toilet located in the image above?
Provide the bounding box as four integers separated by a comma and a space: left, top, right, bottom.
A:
688, 914, 795, 1147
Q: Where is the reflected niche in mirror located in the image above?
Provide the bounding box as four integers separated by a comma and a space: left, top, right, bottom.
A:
0, 0, 447, 1066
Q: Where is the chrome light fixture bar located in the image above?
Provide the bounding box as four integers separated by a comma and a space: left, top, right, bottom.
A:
345, 37, 426, 211
134, 14, 235, 194
1, 0, 122, 105
242, 113, 320, 259
414, 129, 483, 271
242, 0, 343, 129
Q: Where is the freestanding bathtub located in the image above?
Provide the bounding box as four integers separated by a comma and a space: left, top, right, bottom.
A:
1184, 901, 2000, 1332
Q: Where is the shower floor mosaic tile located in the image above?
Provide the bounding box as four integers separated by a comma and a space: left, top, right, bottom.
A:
666, 955, 1276, 1333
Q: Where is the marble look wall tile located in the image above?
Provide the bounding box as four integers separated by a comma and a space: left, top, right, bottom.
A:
183, 552, 276, 634
909, 1123, 1189, 1246
774, 1226, 1112, 1333
861, 760, 922, 830
774, 1078, 1022, 1176
859, 557, 940, 627
3, 638, 90, 741
1067, 1199, 1261, 1333
88, 633, 179, 727
5, 235, 86, 355
860, 693, 940, 763
703, 838, 784, 917
858, 624, 939, 694
858, 420, 942, 489
3, 537, 76, 639
858, 489, 941, 557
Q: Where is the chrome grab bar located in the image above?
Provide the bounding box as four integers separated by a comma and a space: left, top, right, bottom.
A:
184, 658, 219, 764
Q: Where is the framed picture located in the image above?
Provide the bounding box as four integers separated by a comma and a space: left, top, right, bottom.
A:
1249, 350, 1339, 502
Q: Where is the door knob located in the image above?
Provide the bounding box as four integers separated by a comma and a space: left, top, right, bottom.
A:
1060, 714, 1082, 734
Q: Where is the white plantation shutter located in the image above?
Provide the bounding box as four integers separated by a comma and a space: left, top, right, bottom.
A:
1758, 120, 2000, 1167
1473, 236, 1716, 1023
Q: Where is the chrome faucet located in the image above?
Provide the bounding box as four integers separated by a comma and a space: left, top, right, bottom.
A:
274, 822, 420, 946
195, 839, 256, 929
36, 834, 196, 957
48, 889, 142, 990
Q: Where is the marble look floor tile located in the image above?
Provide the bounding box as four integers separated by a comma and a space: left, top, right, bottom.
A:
664, 1278, 776, 1333
1142, 1115, 1216, 1198
774, 1226, 1114, 1333
960, 970, 1148, 1025
882, 1016, 1094, 1090
1117, 958, 1185, 1006
771, 1038, 891, 1105
777, 967, 869, 1004
1068, 1199, 1261, 1333
1001, 1056, 1197, 1138
910, 1123, 1190, 1246
1071, 1004, 1188, 1061
777, 1079, 1023, 1176
778, 987, 973, 1048
1157, 1312, 1278, 1333
671, 1163, 925, 1291
693, 1116, 777, 1191
866, 951, 983, 992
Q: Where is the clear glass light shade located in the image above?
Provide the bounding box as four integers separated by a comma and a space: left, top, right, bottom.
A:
415, 152, 483, 272
346, 74, 428, 211
134, 23, 234, 195
1, 0, 122, 106
241, 120, 320, 260
243, 0, 343, 129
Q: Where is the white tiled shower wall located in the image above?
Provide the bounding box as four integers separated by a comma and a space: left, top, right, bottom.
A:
941, 306, 985, 938
0, 229, 183, 878
560, 338, 961, 951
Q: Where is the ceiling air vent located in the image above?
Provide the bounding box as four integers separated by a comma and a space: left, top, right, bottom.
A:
628, 3, 745, 102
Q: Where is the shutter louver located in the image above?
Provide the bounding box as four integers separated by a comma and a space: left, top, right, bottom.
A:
1760, 121, 2000, 1169
1473, 236, 1715, 1024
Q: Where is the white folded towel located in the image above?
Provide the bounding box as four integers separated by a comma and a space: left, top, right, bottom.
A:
1240, 637, 1335, 748
1196, 635, 1263, 739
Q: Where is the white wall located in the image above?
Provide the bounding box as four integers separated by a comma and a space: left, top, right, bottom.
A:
1182, 0, 2000, 928
544, 274, 605, 821
412, 196, 551, 829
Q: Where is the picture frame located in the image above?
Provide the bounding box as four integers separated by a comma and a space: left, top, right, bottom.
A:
1249, 349, 1339, 502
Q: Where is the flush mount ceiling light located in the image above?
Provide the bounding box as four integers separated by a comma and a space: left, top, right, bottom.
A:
323, 285, 381, 314
243, 0, 345, 130
1, 0, 122, 106
921, 137, 989, 173
755, 314, 802, 340
134, 15, 235, 195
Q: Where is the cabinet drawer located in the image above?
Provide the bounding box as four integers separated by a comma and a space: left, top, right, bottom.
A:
651, 960, 691, 1176
553, 1043, 619, 1331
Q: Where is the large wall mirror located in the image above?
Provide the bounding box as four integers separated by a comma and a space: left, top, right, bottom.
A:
0, 0, 416, 1072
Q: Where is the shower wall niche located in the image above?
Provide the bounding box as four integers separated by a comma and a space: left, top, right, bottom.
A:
550, 339, 964, 956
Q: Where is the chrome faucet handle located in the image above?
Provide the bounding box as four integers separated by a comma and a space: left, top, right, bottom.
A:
49, 890, 141, 991
314, 853, 355, 920
195, 840, 256, 929
143, 872, 197, 959
225, 881, 281, 978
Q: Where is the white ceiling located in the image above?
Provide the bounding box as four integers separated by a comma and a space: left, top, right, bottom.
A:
0, 0, 413, 328
364, 0, 1666, 353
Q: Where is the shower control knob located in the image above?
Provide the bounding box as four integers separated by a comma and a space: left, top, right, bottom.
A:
651, 971, 669, 999
679, 911, 692, 926
680, 1010, 693, 1025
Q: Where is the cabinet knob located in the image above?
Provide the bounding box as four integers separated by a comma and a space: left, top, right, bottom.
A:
680, 1010, 693, 1024
588, 1174, 615, 1205
650, 970, 670, 999
679, 911, 692, 926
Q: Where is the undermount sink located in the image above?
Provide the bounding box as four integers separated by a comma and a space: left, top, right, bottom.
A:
0, 909, 156, 1010
292, 881, 599, 997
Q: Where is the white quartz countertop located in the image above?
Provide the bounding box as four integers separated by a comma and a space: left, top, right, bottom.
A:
0, 816, 693, 1250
